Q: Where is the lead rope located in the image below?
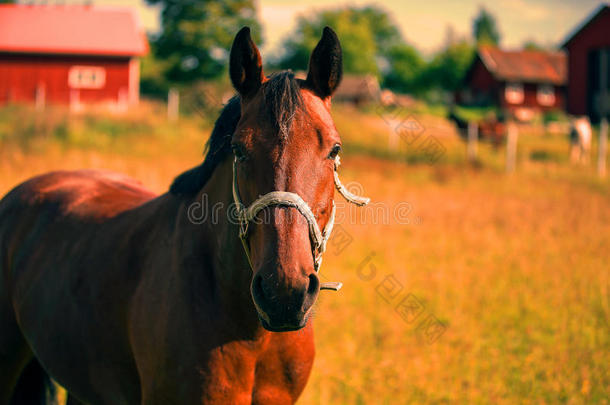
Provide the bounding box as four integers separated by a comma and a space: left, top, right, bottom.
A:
232, 156, 369, 292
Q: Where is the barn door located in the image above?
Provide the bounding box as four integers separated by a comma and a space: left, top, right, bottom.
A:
588, 48, 610, 122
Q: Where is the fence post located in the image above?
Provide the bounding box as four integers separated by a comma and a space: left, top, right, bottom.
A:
388, 119, 399, 151
35, 83, 45, 111
506, 121, 518, 174
69, 89, 81, 113
598, 48, 608, 178
599, 118, 608, 178
168, 88, 179, 121
467, 121, 478, 162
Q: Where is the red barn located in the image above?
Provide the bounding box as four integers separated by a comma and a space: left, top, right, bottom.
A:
459, 46, 566, 119
561, 4, 610, 122
0, 4, 147, 110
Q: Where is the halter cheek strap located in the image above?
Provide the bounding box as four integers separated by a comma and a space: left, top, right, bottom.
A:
232, 156, 369, 292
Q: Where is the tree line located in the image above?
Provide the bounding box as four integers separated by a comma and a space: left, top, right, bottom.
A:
141, 1, 515, 99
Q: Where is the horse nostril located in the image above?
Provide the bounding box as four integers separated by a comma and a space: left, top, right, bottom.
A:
307, 273, 320, 295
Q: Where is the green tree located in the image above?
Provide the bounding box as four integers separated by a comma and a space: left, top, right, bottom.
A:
145, 0, 262, 84
358, 6, 403, 55
276, 6, 403, 77
382, 44, 425, 94
140, 38, 172, 98
423, 40, 475, 92
523, 40, 545, 51
473, 7, 500, 46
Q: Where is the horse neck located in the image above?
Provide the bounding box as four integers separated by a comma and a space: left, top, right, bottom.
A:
188, 157, 264, 335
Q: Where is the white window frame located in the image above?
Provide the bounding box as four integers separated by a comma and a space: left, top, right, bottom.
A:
505, 82, 524, 104
537, 84, 555, 106
68, 66, 106, 89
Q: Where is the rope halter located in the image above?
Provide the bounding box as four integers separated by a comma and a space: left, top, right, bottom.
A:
231, 155, 369, 291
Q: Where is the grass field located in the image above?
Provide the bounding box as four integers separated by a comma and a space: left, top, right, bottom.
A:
0, 103, 608, 404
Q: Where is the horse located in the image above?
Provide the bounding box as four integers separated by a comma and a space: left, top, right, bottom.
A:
0, 26, 367, 404
447, 108, 505, 148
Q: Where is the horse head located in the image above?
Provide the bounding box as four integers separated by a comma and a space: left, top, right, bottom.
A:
229, 26, 345, 331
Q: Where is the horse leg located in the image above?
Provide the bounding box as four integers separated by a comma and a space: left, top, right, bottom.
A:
0, 274, 30, 404
2, 249, 59, 405
66, 394, 86, 405
0, 304, 57, 404
0, 300, 57, 405
0, 340, 30, 405
7, 359, 57, 405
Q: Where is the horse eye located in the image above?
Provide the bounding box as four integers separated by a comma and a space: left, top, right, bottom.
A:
328, 144, 341, 159
231, 144, 247, 162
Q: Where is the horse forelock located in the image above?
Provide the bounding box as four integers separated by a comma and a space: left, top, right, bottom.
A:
262, 71, 305, 139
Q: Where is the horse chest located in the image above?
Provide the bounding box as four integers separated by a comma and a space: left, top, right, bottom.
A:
197, 329, 315, 405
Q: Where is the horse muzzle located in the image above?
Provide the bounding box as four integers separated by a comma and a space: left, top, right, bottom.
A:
250, 270, 319, 332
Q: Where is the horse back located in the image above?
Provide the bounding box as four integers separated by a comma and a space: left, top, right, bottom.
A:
0, 169, 159, 317
1, 170, 156, 221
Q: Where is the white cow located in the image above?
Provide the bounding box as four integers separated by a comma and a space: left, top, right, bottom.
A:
570, 116, 592, 164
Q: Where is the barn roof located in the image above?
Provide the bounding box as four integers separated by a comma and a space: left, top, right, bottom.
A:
293, 71, 380, 101
561, 4, 610, 48
334, 74, 380, 101
477, 46, 566, 85
0, 5, 148, 57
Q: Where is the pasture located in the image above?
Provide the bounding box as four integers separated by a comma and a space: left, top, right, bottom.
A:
0, 104, 608, 404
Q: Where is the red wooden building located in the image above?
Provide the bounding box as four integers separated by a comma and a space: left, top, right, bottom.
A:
0, 4, 147, 110
561, 4, 610, 122
459, 46, 566, 118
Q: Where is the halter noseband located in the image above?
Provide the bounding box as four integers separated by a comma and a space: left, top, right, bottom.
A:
232, 156, 369, 291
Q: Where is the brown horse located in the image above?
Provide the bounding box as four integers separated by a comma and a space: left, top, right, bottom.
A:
0, 27, 350, 404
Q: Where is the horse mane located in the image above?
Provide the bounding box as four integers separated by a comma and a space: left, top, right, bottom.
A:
169, 71, 304, 196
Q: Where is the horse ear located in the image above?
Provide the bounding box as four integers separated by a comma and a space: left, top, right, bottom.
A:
230, 27, 264, 99
306, 27, 343, 99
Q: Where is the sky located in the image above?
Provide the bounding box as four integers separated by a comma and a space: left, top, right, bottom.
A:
92, 0, 604, 56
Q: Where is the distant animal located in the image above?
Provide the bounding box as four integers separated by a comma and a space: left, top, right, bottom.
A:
569, 116, 592, 164
0, 26, 367, 404
447, 108, 505, 147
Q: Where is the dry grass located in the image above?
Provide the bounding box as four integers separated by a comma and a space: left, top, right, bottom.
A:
307, 158, 609, 404
0, 104, 608, 404
0, 103, 208, 194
